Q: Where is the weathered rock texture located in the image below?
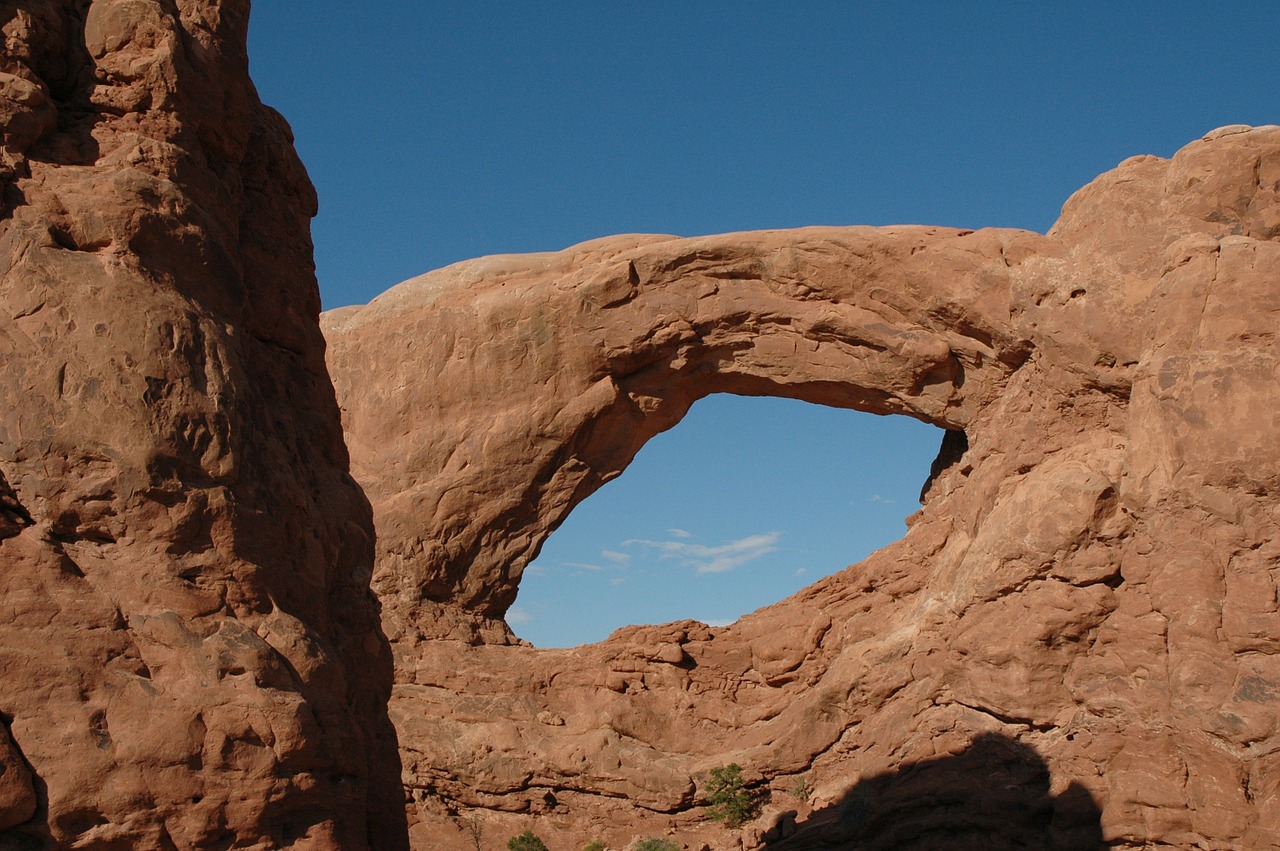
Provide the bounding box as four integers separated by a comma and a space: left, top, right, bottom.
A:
0, 2, 403, 848
324, 125, 1280, 849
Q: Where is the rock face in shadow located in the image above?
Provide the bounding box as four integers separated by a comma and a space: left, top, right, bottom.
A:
324, 125, 1280, 850
764, 733, 1104, 850
0, 2, 403, 848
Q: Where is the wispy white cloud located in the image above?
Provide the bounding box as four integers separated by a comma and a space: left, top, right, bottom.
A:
624, 531, 782, 574
507, 606, 533, 625
610, 576, 626, 586
795, 567, 807, 576
869, 494, 894, 504
667, 528, 694, 539
528, 555, 627, 575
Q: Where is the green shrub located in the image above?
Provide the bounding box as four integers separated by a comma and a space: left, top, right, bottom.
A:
583, 842, 607, 851
789, 775, 810, 800
632, 839, 679, 851
508, 830, 550, 851
706, 762, 751, 828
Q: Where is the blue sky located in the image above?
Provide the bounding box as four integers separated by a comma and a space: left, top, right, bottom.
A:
510, 396, 939, 645
247, 4, 1278, 646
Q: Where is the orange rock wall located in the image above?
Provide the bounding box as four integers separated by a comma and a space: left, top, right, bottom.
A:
325, 126, 1280, 850
0, 3, 403, 848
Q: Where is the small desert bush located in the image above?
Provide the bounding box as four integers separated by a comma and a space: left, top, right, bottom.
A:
632, 839, 679, 851
706, 762, 751, 828
583, 841, 607, 851
508, 830, 550, 851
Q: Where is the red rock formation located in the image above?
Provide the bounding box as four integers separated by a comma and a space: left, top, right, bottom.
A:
324, 125, 1280, 849
3, 3, 1276, 847
0, 2, 403, 848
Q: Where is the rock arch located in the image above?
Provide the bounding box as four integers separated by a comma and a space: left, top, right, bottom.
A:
326, 126, 1280, 849
323, 225, 1041, 640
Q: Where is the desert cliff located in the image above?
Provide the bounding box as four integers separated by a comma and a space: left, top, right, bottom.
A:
1, 2, 403, 848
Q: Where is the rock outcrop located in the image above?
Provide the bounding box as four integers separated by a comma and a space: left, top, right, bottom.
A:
324, 125, 1280, 849
2, 4, 1277, 847
1, 2, 403, 848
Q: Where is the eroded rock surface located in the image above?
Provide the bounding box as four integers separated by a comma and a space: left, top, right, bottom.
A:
0, 2, 402, 848
325, 125, 1280, 849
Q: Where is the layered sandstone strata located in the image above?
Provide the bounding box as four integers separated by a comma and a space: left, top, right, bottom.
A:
325, 125, 1280, 849
0, 2, 402, 848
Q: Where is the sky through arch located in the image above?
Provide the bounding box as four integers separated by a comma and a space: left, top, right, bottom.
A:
512, 395, 941, 648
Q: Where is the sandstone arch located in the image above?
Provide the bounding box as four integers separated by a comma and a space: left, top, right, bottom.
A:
326, 126, 1280, 849
322, 225, 1043, 640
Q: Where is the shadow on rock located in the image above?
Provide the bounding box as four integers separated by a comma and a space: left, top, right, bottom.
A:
765, 733, 1104, 850
0, 715, 44, 850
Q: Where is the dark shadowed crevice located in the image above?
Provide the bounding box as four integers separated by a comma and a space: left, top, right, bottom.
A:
0, 469, 34, 540
0, 715, 43, 841
919, 428, 969, 502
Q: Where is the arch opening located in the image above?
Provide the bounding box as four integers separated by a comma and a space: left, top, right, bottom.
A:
510, 393, 945, 648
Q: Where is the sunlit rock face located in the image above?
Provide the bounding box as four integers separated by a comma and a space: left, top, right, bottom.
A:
324, 225, 1041, 642
0, 2, 403, 848
325, 126, 1280, 850
2, 4, 1276, 846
